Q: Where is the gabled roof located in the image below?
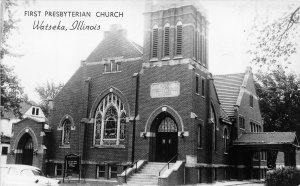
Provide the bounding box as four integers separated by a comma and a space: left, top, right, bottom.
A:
85, 24, 142, 62
233, 132, 299, 147
220, 106, 231, 124
14, 116, 46, 125
213, 73, 245, 116
2, 101, 35, 119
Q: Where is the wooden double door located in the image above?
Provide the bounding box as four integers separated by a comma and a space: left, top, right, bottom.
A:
155, 132, 178, 162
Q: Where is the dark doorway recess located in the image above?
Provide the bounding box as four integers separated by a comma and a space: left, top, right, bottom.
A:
150, 112, 178, 162
16, 133, 33, 165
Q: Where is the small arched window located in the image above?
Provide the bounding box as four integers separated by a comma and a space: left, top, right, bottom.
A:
94, 93, 127, 146
176, 22, 183, 55
163, 24, 170, 57
62, 119, 71, 145
224, 128, 228, 153
152, 25, 159, 58
210, 104, 217, 151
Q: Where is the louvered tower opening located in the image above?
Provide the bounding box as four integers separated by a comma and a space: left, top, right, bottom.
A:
163, 26, 170, 57
152, 28, 158, 58
176, 25, 182, 55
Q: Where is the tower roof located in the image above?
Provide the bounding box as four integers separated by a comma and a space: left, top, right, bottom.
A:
85, 24, 143, 62
145, 0, 207, 16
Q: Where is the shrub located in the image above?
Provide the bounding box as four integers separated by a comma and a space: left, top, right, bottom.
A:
265, 167, 300, 186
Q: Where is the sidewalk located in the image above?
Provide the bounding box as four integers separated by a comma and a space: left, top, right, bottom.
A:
59, 178, 118, 186
58, 178, 264, 186
185, 180, 264, 186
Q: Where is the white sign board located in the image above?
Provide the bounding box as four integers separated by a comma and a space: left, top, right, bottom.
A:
150, 81, 180, 98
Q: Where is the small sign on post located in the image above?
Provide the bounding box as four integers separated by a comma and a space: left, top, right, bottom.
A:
63, 154, 81, 183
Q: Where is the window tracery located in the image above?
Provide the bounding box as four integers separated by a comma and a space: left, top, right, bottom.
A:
94, 93, 126, 146
62, 119, 71, 145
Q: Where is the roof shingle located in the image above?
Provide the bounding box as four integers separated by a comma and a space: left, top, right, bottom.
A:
234, 132, 299, 146
85, 25, 142, 62
214, 73, 245, 116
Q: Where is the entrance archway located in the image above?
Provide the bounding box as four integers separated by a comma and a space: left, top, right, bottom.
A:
150, 112, 178, 162
16, 133, 33, 165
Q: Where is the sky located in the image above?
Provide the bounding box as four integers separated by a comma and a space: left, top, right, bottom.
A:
3, 0, 300, 103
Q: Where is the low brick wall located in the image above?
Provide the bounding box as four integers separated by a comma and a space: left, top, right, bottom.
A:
117, 160, 146, 184
158, 161, 185, 186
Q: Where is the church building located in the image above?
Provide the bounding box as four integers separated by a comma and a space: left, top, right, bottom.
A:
7, 0, 299, 185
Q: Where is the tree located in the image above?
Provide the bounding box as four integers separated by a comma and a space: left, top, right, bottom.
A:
255, 66, 300, 135
35, 81, 64, 116
0, 0, 24, 118
255, 67, 300, 168
249, 5, 300, 168
1, 0, 18, 59
249, 6, 300, 69
0, 63, 24, 118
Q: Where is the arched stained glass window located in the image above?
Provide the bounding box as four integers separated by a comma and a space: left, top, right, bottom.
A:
95, 113, 102, 144
158, 117, 178, 132
94, 93, 127, 146
62, 119, 71, 145
104, 107, 118, 139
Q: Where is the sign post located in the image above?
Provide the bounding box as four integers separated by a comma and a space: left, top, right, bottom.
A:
63, 154, 81, 183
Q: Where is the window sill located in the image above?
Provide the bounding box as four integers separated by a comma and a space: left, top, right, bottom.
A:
150, 58, 158, 62
103, 71, 121, 74
161, 57, 170, 61
201, 95, 205, 99
59, 145, 70, 149
92, 145, 125, 149
197, 147, 203, 150
224, 152, 228, 155
173, 55, 183, 60
195, 92, 200, 96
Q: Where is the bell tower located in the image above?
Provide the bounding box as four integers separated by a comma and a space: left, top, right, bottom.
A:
143, 0, 208, 69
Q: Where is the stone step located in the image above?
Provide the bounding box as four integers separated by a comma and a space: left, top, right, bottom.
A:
130, 174, 158, 178
125, 182, 158, 185
127, 178, 158, 182
128, 178, 158, 182
123, 184, 158, 186
141, 166, 164, 169
143, 165, 164, 168
140, 169, 161, 172
121, 162, 172, 186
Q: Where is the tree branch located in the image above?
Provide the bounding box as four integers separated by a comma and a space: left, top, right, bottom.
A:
277, 6, 300, 46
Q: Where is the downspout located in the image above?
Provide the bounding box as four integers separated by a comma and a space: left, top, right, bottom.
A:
79, 60, 91, 180
131, 73, 139, 163
82, 76, 91, 179
206, 74, 213, 183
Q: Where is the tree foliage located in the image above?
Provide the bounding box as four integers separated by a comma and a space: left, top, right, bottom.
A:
0, 63, 24, 118
255, 66, 300, 136
35, 81, 64, 116
249, 6, 300, 69
0, 0, 24, 118
1, 0, 18, 59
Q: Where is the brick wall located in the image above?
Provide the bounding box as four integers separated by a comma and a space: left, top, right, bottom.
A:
7, 118, 45, 170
